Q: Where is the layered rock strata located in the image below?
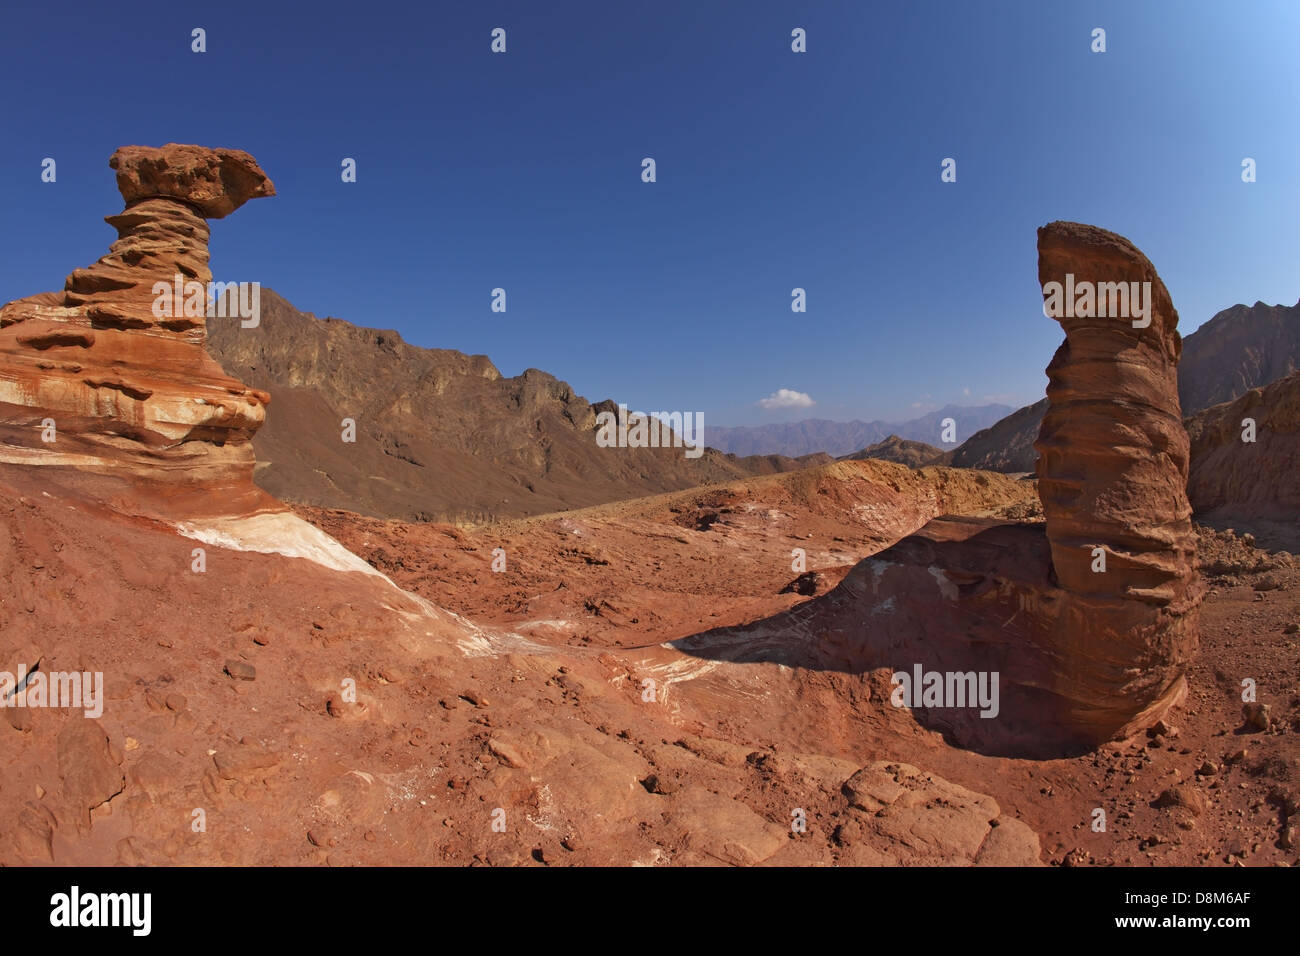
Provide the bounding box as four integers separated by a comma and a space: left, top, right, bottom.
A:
1030, 222, 1203, 736
0, 145, 276, 517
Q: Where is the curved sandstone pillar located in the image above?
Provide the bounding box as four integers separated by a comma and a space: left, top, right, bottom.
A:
1035, 221, 1202, 736
704, 221, 1209, 756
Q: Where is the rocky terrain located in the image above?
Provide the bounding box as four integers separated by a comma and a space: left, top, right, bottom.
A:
838, 434, 943, 468
297, 494, 1300, 868
17, 443, 1296, 868
0, 449, 1061, 866
1, 146, 1296, 869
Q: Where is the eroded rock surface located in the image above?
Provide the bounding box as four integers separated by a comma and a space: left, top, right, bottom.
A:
1033, 221, 1203, 744
110, 143, 275, 219
0, 145, 276, 517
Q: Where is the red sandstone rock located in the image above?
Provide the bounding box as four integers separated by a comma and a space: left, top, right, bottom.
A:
1034, 221, 1202, 736
110, 144, 275, 219
1035, 221, 1199, 606
0, 145, 277, 518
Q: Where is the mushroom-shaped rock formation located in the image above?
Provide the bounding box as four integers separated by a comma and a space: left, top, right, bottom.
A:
674, 222, 1204, 757
110, 143, 276, 219
0, 145, 277, 518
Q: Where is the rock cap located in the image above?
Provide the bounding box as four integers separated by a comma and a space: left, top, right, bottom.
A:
109, 143, 275, 219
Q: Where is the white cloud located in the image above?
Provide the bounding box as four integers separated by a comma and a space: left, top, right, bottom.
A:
756, 388, 815, 410
962, 387, 971, 397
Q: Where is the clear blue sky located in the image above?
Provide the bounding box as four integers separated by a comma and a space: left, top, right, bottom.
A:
2, 0, 1297, 426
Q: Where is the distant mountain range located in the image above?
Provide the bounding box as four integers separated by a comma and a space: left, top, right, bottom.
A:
706, 405, 1016, 458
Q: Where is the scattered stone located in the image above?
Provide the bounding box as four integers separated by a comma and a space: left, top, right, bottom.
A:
640, 773, 680, 795
56, 721, 125, 825
780, 571, 828, 597
326, 695, 366, 720
224, 660, 256, 681
1153, 784, 1205, 816
1242, 702, 1271, 732
378, 665, 408, 683
487, 737, 527, 769
213, 739, 281, 781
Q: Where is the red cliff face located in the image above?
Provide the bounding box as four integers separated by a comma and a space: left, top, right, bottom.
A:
0, 144, 277, 517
